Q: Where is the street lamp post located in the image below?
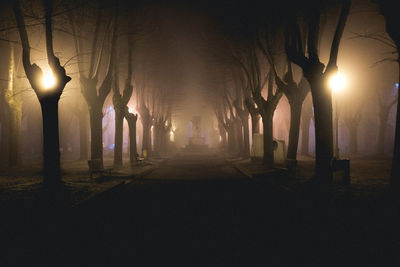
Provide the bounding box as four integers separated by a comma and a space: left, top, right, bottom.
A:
329, 72, 347, 159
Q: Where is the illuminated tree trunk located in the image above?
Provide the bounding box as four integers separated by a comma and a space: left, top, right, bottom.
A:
10, 104, 22, 166
216, 111, 227, 149
287, 101, 302, 160
79, 111, 88, 160
0, 99, 11, 167
161, 123, 171, 153
0, 43, 22, 167
245, 98, 260, 135
227, 122, 236, 153
300, 99, 312, 155
234, 117, 244, 155
141, 117, 151, 157
126, 112, 138, 166
251, 114, 260, 134
153, 122, 161, 154
89, 105, 104, 167
8, 44, 22, 166
218, 124, 227, 148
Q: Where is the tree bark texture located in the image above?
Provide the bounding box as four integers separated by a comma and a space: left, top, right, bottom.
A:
113, 108, 124, 168
89, 105, 104, 168
126, 113, 138, 166
287, 100, 302, 160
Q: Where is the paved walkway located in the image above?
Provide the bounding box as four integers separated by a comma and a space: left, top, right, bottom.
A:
2, 153, 399, 266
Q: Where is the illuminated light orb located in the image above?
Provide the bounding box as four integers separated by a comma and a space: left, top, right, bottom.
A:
42, 70, 56, 89
329, 73, 347, 93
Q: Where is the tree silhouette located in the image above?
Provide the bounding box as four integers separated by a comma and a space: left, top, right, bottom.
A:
13, 0, 71, 186
285, 0, 350, 187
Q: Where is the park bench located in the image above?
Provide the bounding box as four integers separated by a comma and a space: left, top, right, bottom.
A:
88, 159, 112, 179
136, 154, 145, 164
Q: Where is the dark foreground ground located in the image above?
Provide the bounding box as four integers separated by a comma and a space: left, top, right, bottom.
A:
1, 153, 400, 266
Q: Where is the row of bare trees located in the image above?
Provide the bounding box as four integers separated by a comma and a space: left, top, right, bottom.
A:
211, 0, 400, 196
211, 0, 350, 192
1, 0, 399, 196
4, 0, 175, 187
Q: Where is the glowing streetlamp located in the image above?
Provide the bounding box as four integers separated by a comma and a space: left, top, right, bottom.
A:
329, 72, 347, 158
42, 69, 56, 89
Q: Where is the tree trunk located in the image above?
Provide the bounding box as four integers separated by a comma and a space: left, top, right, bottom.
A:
126, 115, 137, 166
300, 99, 312, 155
228, 125, 237, 153
250, 113, 260, 134
310, 79, 333, 184
235, 118, 244, 156
377, 109, 389, 156
8, 43, 21, 167
262, 112, 274, 167
1, 43, 21, 167
0, 103, 11, 167
218, 125, 227, 149
89, 105, 103, 168
142, 118, 151, 158
300, 118, 310, 156
113, 108, 124, 168
9, 105, 21, 166
40, 98, 61, 185
152, 124, 160, 154
79, 111, 88, 160
287, 100, 302, 160
241, 115, 250, 158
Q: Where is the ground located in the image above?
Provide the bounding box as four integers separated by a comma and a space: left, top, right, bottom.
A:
0, 152, 399, 266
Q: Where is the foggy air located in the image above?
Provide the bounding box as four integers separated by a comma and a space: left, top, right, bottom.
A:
0, 0, 399, 265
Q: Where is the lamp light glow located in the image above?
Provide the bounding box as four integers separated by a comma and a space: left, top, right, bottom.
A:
329, 72, 347, 93
42, 70, 56, 89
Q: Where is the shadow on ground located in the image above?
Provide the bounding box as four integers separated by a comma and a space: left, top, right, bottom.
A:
1, 153, 399, 266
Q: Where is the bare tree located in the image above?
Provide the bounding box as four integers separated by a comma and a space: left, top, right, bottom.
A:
300, 94, 313, 155
0, 42, 22, 167
232, 67, 250, 158
112, 35, 134, 168
285, 0, 350, 185
136, 68, 152, 158
67, 4, 117, 169
258, 36, 310, 161
354, 0, 400, 191
13, 0, 71, 185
